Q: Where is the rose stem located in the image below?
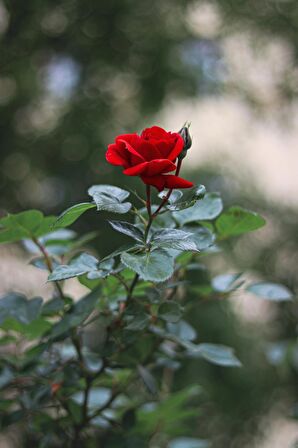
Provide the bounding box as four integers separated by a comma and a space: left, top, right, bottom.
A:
152, 159, 182, 217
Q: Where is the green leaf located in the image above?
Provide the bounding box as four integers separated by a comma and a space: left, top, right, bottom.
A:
0, 293, 42, 325
158, 189, 183, 204
100, 243, 139, 263
72, 387, 112, 410
126, 313, 150, 331
48, 253, 99, 281
137, 385, 200, 435
185, 226, 215, 251
48, 253, 114, 282
0, 366, 14, 389
42, 297, 65, 316
169, 438, 209, 448
216, 206, 266, 237
165, 185, 207, 211
167, 320, 197, 341
158, 302, 182, 323
137, 365, 157, 394
173, 193, 223, 226
247, 282, 293, 301
121, 248, 174, 282
109, 220, 144, 242
55, 203, 96, 228
49, 287, 101, 338
212, 273, 243, 293
151, 229, 199, 252
185, 342, 242, 367
88, 184, 132, 214
0, 210, 57, 243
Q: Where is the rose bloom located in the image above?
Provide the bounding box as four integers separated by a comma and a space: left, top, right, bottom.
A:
105, 126, 193, 191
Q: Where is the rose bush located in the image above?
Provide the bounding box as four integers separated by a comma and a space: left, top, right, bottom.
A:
106, 125, 193, 191
0, 123, 293, 448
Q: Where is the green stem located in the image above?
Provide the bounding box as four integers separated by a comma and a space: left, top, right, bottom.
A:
152, 159, 182, 218
32, 237, 64, 299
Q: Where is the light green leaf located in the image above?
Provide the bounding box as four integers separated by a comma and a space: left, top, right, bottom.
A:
109, 220, 144, 242
247, 282, 293, 301
55, 203, 96, 228
151, 228, 198, 252
185, 342, 242, 367
166, 185, 207, 211
173, 193, 223, 226
138, 365, 157, 394
48, 253, 99, 281
48, 254, 115, 282
158, 189, 183, 204
184, 226, 215, 251
121, 249, 174, 282
0, 366, 14, 389
212, 273, 243, 293
169, 438, 210, 448
216, 206, 266, 237
88, 184, 132, 214
0, 210, 57, 243
158, 302, 182, 323
167, 320, 197, 341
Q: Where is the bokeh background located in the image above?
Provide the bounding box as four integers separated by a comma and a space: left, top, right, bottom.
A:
1, 0, 298, 447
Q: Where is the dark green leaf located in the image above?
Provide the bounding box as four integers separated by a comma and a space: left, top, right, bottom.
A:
173, 193, 223, 226
216, 206, 266, 237
158, 302, 182, 323
49, 287, 101, 338
126, 313, 150, 331
55, 203, 96, 228
122, 409, 136, 430
0, 293, 42, 325
109, 220, 144, 242
151, 229, 198, 252
121, 249, 174, 282
247, 282, 293, 301
88, 184, 132, 214
42, 297, 65, 316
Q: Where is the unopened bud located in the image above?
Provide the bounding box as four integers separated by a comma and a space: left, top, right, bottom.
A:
179, 125, 192, 151
178, 124, 192, 160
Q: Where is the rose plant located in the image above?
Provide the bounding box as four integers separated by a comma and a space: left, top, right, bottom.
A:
0, 125, 293, 447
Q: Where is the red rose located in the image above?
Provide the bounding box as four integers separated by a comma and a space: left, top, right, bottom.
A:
106, 126, 193, 191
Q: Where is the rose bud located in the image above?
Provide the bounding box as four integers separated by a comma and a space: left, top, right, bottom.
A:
178, 124, 192, 160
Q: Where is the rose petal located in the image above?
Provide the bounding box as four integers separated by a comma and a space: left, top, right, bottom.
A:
123, 162, 149, 176
106, 143, 128, 166
167, 134, 184, 161
141, 126, 169, 140
117, 134, 145, 162
143, 159, 176, 176
141, 174, 166, 191
138, 141, 162, 161
164, 175, 193, 189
